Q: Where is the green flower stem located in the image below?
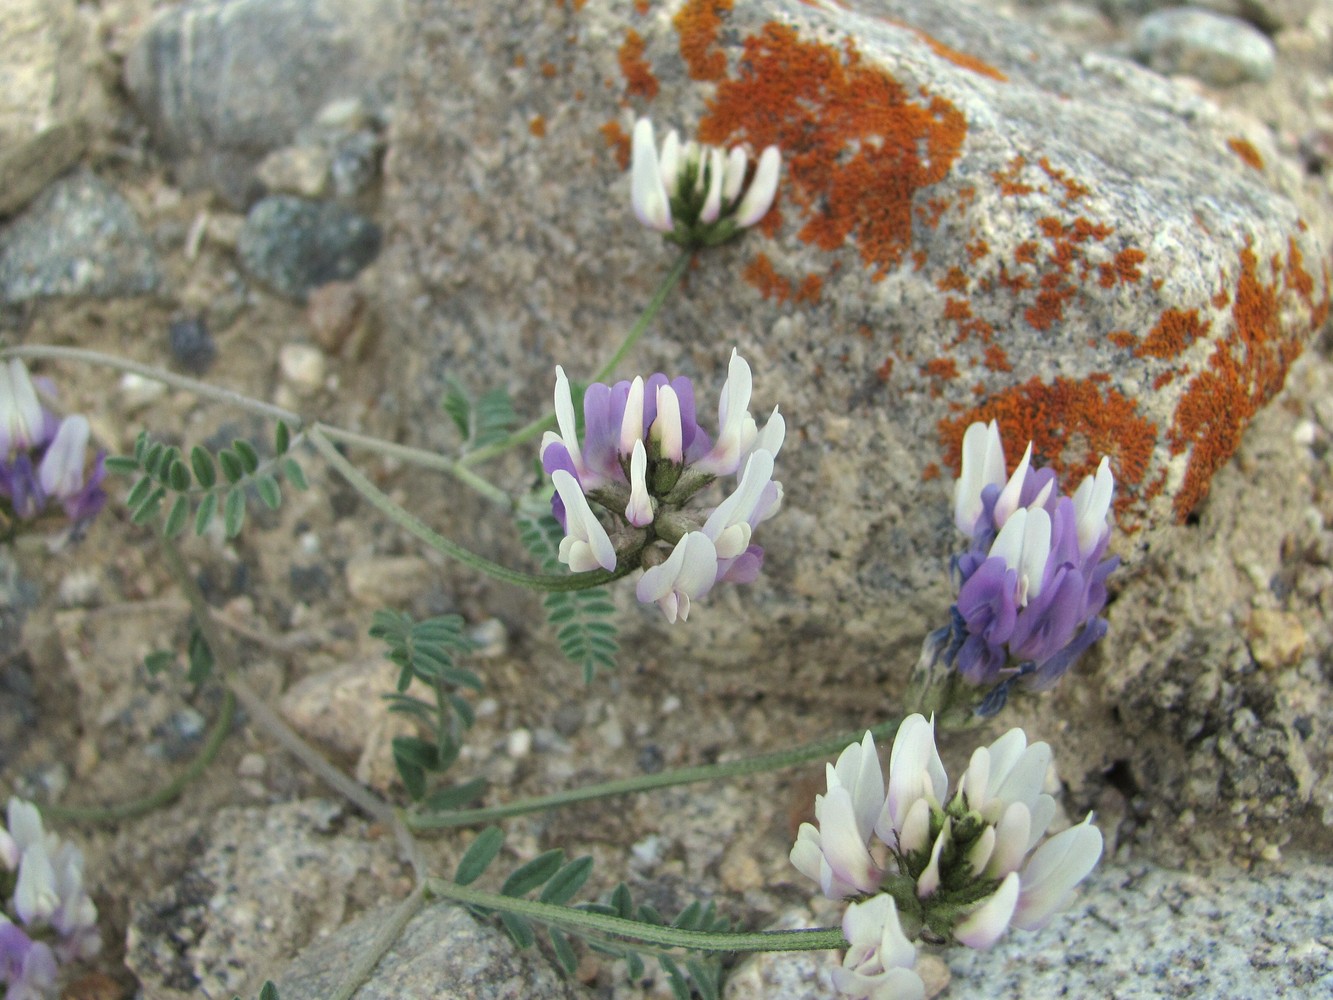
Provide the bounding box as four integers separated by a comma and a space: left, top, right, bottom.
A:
36, 687, 236, 823
0, 344, 510, 505
408, 717, 903, 831
307, 426, 627, 593
330, 883, 429, 1000
425, 878, 846, 953
457, 249, 693, 468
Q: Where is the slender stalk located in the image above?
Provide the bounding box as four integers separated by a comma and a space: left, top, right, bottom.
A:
457, 249, 693, 468
408, 717, 902, 830
426, 879, 845, 953
330, 883, 428, 1000
158, 537, 399, 826
37, 688, 236, 823
0, 344, 509, 505
307, 426, 628, 593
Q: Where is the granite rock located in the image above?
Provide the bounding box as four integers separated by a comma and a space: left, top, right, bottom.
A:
731, 859, 1333, 999
274, 902, 583, 1000
0, 170, 161, 303
1133, 7, 1277, 85
0, 0, 104, 218
125, 799, 408, 1000
238, 195, 381, 301
381, 2, 1326, 677
123, 0, 402, 205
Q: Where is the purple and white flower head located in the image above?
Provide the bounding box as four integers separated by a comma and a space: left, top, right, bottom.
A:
0, 360, 106, 530
540, 349, 783, 622
940, 420, 1118, 715
630, 118, 781, 248
791, 718, 1102, 998
1, 799, 100, 998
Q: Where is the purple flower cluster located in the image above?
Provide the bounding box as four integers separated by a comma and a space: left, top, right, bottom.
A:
948, 421, 1117, 707
540, 349, 784, 622
1, 799, 100, 1000
0, 360, 106, 529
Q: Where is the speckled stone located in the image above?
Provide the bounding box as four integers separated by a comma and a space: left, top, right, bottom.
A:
275, 902, 582, 1000
380, 1, 1327, 694
0, 170, 161, 303
1134, 7, 1277, 86
125, 799, 407, 1000
729, 859, 1333, 999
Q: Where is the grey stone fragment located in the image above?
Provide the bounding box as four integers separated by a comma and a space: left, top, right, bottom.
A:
1133, 7, 1276, 85
123, 0, 403, 205
0, 170, 161, 303
1193, 0, 1316, 32
275, 902, 583, 1000
125, 799, 406, 1000
731, 860, 1333, 999
238, 196, 381, 301
0, 0, 103, 217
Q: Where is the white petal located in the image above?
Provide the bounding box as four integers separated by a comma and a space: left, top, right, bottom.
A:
954, 420, 1005, 534
1072, 456, 1114, 553
1018, 507, 1052, 601
752, 404, 785, 460
653, 384, 683, 462
733, 145, 781, 228
832, 732, 886, 841
986, 801, 1032, 878
620, 376, 645, 456
635, 532, 718, 623
722, 146, 748, 202
1013, 815, 1103, 931
703, 448, 774, 557
954, 871, 1019, 949
552, 470, 616, 572
699, 146, 725, 223
881, 714, 947, 840
993, 441, 1033, 527
966, 825, 996, 876
630, 119, 672, 231
897, 797, 933, 855
625, 440, 654, 527
14, 840, 58, 923
916, 819, 950, 898
39, 415, 90, 498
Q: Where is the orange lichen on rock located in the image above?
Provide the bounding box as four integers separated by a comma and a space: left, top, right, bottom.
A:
1226, 137, 1264, 171
674, 0, 733, 81
922, 357, 959, 380
529, 115, 547, 138
600, 120, 631, 169
966, 238, 989, 263
744, 253, 793, 302
1038, 156, 1089, 203
939, 376, 1158, 517
618, 29, 659, 99
983, 343, 1011, 372
796, 274, 823, 304
1098, 248, 1146, 288
634, 0, 651, 13
890, 21, 1008, 81
938, 267, 968, 292
993, 156, 1034, 197
699, 22, 966, 279
1106, 330, 1137, 349
1137, 308, 1209, 359
1168, 245, 1312, 519
541, 61, 559, 78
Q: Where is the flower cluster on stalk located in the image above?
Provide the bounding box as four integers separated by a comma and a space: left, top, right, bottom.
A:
1, 799, 100, 1000
630, 118, 781, 248
541, 349, 784, 622
791, 716, 1102, 1000
935, 420, 1118, 715
0, 360, 106, 531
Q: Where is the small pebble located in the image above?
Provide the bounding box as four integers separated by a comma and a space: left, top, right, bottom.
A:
506, 727, 533, 758
169, 314, 216, 374
1133, 8, 1276, 87
119, 372, 168, 411
237, 752, 267, 778
278, 343, 327, 392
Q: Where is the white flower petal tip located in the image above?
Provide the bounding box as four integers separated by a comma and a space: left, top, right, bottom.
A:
734, 145, 782, 228
636, 531, 718, 623
955, 872, 1020, 949
1014, 814, 1103, 931
0, 358, 45, 456
625, 440, 654, 527
552, 470, 616, 573
1072, 456, 1115, 553
630, 118, 673, 232
954, 419, 1007, 534
879, 714, 947, 844
837, 895, 925, 1000
39, 416, 91, 498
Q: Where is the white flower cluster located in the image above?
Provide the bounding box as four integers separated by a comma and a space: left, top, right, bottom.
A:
630, 118, 780, 247
1, 799, 99, 999
791, 717, 1102, 999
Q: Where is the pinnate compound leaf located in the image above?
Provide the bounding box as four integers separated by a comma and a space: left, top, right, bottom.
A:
223, 488, 246, 537
282, 457, 308, 490
500, 912, 535, 949
163, 494, 191, 538
191, 446, 217, 488
195, 491, 218, 535
455, 826, 504, 886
